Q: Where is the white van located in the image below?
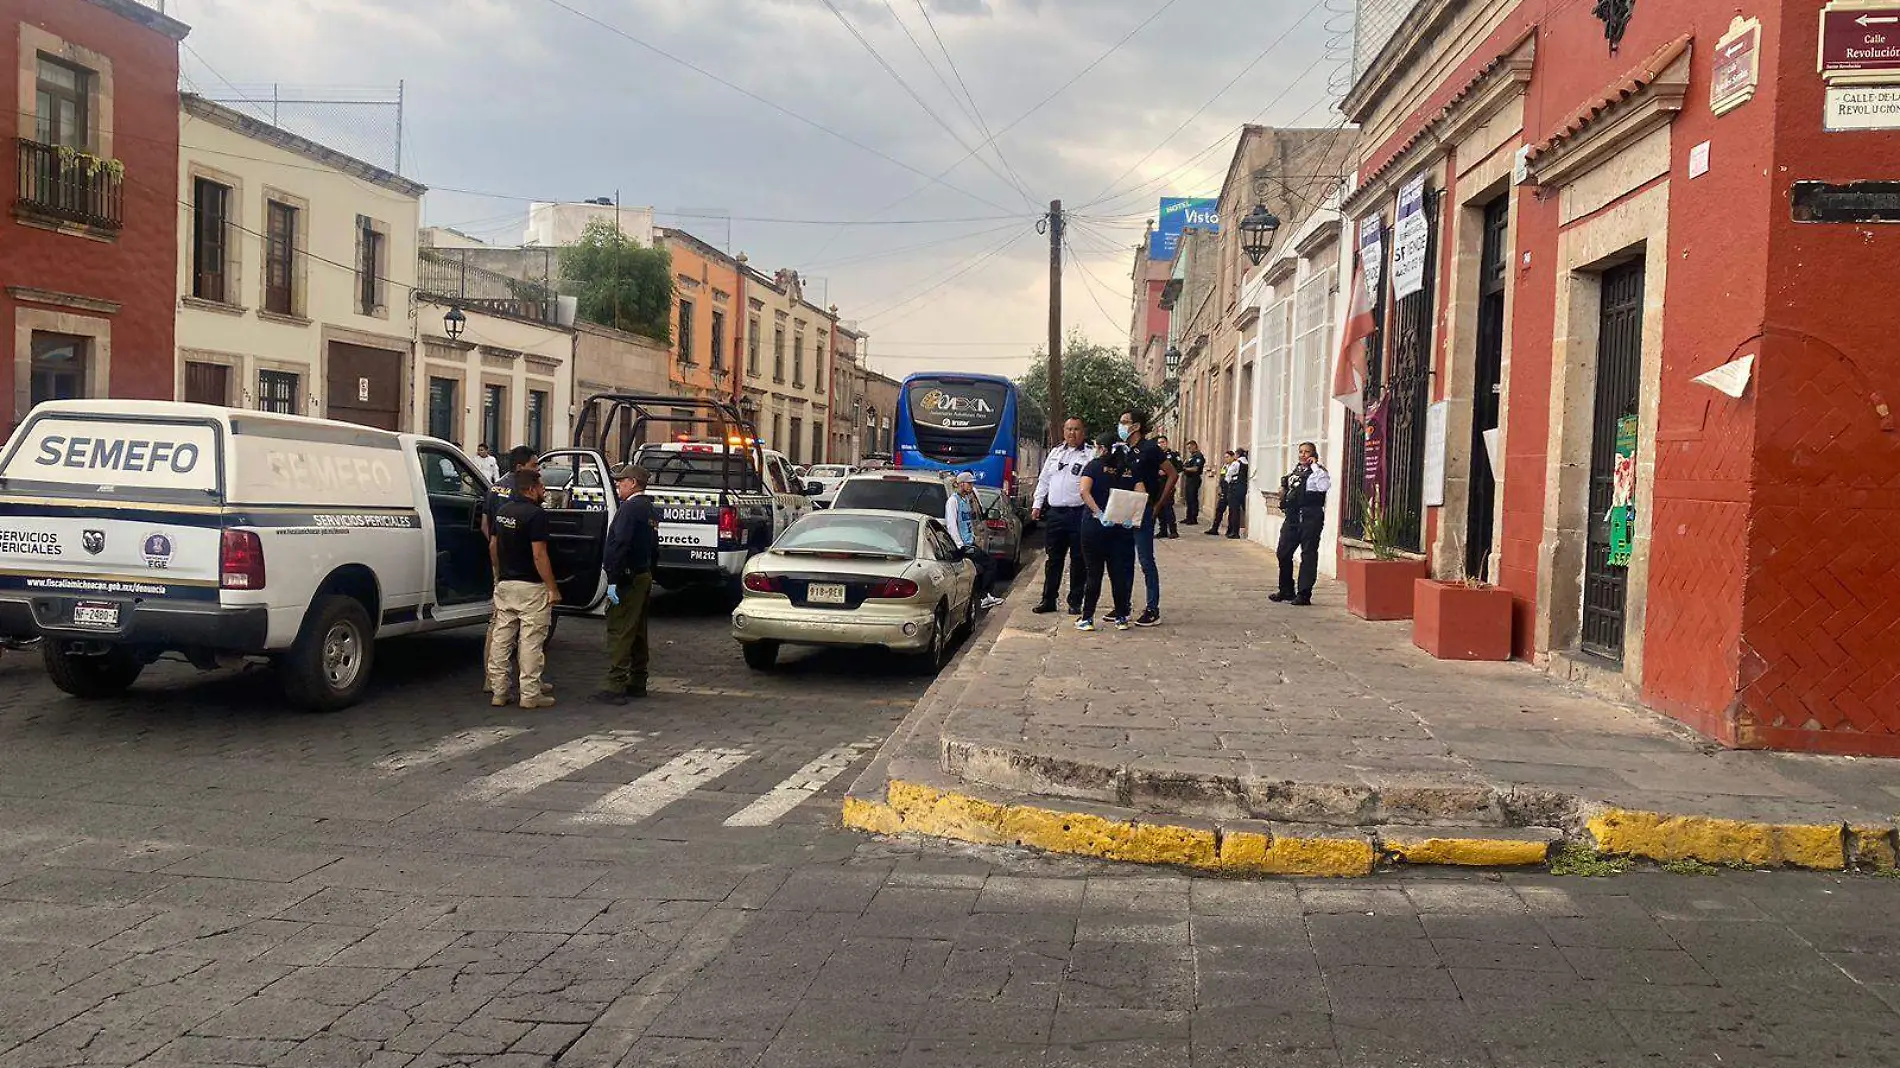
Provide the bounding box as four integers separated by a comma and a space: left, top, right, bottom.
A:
0, 400, 617, 711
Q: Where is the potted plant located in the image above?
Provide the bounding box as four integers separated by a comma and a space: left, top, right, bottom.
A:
1341, 496, 1427, 621
1412, 537, 1514, 660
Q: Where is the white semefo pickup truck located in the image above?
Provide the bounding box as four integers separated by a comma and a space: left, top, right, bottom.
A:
0, 400, 625, 711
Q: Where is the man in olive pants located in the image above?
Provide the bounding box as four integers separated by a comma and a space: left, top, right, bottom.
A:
596, 463, 658, 705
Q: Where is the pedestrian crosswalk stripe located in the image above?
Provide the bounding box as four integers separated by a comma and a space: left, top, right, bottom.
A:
459, 730, 644, 803
374, 727, 529, 773
573, 747, 752, 825
722, 739, 881, 827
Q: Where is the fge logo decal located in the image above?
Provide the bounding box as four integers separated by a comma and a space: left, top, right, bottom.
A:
141, 532, 174, 570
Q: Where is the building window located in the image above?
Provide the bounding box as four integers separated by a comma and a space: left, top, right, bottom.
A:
771, 413, 784, 452
747, 317, 761, 376
357, 216, 385, 315
29, 333, 88, 408
34, 55, 90, 150
773, 328, 786, 383
258, 370, 298, 414
183, 361, 230, 406
793, 334, 805, 387
192, 178, 231, 304
483, 384, 506, 451
790, 417, 803, 464
427, 377, 459, 442
811, 422, 825, 465
527, 390, 548, 452
264, 200, 298, 316
711, 310, 727, 372
815, 352, 824, 393
678, 298, 696, 365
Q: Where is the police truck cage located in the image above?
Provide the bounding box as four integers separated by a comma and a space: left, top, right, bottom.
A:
571, 393, 764, 488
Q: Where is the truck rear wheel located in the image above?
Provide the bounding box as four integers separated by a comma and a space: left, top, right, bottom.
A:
281, 596, 375, 713
42, 643, 143, 699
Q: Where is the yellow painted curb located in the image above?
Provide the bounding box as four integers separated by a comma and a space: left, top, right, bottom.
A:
1385, 833, 1553, 868
1587, 808, 1846, 870
846, 780, 1372, 877
1849, 824, 1898, 870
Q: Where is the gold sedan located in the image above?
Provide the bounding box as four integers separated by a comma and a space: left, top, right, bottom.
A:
731, 509, 977, 674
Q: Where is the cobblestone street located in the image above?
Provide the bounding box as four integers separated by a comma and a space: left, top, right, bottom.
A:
2, 580, 1899, 1067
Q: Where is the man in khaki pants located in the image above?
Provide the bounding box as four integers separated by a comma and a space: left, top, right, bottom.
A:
487, 468, 562, 708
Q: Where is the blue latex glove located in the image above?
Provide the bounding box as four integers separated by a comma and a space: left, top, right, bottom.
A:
1098, 514, 1113, 527
605, 584, 620, 606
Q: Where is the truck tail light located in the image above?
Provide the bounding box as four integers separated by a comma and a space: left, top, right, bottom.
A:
219, 530, 266, 590
985, 519, 1009, 531
1003, 455, 1016, 497
742, 573, 783, 593
865, 578, 918, 599
718, 506, 741, 541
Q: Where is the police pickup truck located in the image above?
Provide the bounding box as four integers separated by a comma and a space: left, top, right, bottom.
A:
0, 401, 627, 712
628, 440, 810, 595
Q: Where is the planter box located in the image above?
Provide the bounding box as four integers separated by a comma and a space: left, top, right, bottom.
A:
1413, 578, 1513, 661
1342, 556, 1429, 620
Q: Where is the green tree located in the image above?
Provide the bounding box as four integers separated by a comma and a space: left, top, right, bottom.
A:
558, 220, 674, 340
1016, 333, 1162, 444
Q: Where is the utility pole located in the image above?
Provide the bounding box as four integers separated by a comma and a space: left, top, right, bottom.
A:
1046, 199, 1064, 447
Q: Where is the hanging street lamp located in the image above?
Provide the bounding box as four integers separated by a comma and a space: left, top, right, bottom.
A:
1238, 204, 1282, 266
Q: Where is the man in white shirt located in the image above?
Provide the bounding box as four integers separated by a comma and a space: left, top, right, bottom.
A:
1030, 418, 1092, 615
1270, 441, 1333, 607
474, 443, 503, 483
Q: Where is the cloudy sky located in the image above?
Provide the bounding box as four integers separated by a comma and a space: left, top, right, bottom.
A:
174, 0, 1340, 380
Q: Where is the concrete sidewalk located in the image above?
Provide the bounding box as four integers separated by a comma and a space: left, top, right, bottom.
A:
846, 535, 1900, 876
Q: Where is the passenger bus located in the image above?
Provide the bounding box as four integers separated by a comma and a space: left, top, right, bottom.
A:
892, 372, 1019, 493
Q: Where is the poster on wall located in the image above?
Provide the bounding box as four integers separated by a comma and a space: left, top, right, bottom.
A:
1362, 396, 1388, 498
1607, 414, 1638, 567
1391, 175, 1430, 299
1357, 215, 1385, 309
1422, 400, 1449, 508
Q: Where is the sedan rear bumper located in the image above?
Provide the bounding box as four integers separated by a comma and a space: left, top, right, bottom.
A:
731, 598, 936, 652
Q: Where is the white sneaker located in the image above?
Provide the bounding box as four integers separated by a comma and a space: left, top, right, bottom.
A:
980, 595, 1005, 609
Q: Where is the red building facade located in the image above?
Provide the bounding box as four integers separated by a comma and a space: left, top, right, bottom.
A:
1, 0, 186, 432
1341, 0, 1900, 755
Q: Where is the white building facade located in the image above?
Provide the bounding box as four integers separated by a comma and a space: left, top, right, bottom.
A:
174, 94, 422, 429
1241, 197, 1351, 577
415, 300, 575, 454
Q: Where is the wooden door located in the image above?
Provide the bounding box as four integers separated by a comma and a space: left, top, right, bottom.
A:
326, 342, 402, 430
183, 361, 230, 406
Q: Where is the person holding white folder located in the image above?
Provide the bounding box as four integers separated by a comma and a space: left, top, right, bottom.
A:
1076, 436, 1148, 632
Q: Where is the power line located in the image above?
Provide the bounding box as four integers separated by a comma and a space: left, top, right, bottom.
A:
801, 221, 1023, 271
799, 0, 1182, 266
1083, 5, 1324, 211
911, 0, 1038, 210
858, 226, 1035, 325
534, 0, 1020, 216
819, 0, 1033, 209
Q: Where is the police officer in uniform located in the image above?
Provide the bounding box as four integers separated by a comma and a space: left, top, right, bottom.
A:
487, 469, 560, 709
483, 446, 552, 699
1031, 418, 1091, 615
1179, 441, 1207, 527
1270, 441, 1332, 606
1154, 435, 1184, 539
1204, 451, 1236, 535
595, 464, 659, 704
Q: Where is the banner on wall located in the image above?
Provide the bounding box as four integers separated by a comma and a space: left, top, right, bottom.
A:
1362, 396, 1388, 498
1150, 197, 1221, 259
1357, 215, 1385, 309
1608, 414, 1638, 567
1391, 175, 1429, 299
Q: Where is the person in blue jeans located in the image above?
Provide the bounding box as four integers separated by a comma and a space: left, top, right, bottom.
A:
1077, 435, 1146, 632
1118, 408, 1179, 628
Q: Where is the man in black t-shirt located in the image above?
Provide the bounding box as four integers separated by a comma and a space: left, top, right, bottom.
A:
1179, 442, 1207, 525
1155, 435, 1183, 539
482, 445, 549, 699
487, 469, 562, 709
1118, 408, 1178, 628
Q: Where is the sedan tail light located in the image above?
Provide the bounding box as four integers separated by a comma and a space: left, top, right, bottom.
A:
865, 578, 919, 599
718, 506, 741, 541
984, 519, 1009, 530
742, 573, 783, 593
219, 530, 266, 590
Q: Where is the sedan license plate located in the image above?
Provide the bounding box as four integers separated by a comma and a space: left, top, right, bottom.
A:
72, 601, 120, 628
807, 583, 846, 605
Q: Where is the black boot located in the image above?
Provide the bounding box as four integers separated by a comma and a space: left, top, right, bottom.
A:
1268, 591, 1295, 603
627, 675, 649, 699
1292, 594, 1313, 606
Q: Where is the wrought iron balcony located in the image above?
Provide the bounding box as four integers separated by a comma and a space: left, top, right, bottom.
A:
15, 139, 123, 231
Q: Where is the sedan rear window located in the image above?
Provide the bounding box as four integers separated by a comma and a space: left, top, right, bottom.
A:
777, 513, 918, 557
832, 479, 948, 517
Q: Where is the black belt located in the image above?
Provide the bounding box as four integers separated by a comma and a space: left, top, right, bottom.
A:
1048, 504, 1084, 511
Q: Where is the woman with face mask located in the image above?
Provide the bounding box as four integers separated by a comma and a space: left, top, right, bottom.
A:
1269, 441, 1331, 606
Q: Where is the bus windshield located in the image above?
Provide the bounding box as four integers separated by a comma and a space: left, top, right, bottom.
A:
904, 377, 1008, 465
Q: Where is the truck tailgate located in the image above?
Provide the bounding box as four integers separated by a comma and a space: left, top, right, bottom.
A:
649, 490, 724, 568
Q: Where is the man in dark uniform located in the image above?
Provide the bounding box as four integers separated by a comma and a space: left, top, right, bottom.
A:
596, 463, 659, 704
1154, 435, 1183, 539
487, 469, 560, 709
1179, 441, 1207, 526
483, 446, 547, 699
1205, 450, 1236, 535
1226, 448, 1251, 539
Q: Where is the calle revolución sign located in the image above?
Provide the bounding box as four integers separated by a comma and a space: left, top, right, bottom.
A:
1819, 1, 1900, 80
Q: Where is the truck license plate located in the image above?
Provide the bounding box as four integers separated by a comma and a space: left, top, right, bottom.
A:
72, 601, 120, 628
807, 583, 846, 605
